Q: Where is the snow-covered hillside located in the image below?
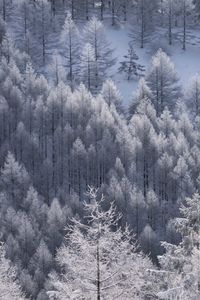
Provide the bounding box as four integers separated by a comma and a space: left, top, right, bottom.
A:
106, 23, 200, 105
1, 1, 200, 299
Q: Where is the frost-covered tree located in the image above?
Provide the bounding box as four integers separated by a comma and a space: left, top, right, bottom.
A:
180, 0, 194, 50
34, 0, 51, 64
0, 0, 8, 21
0, 152, 30, 209
133, 0, 159, 48
49, 51, 66, 86
162, 0, 174, 45
146, 49, 181, 115
185, 74, 200, 116
101, 79, 123, 112
83, 17, 115, 90
151, 193, 200, 299
48, 188, 153, 299
0, 244, 25, 300
194, 0, 200, 18
0, 15, 6, 44
16, 0, 31, 37
46, 198, 66, 255
80, 43, 96, 92
65, 0, 78, 20
60, 14, 80, 87
30, 239, 53, 292
129, 78, 152, 116
118, 43, 144, 80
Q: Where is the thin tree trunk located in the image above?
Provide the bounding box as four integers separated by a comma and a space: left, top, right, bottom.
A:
141, 0, 145, 48
97, 237, 100, 300
100, 0, 104, 20
169, 0, 172, 45
183, 0, 186, 50
3, 0, 5, 21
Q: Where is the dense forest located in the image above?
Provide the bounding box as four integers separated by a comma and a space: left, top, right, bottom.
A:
0, 0, 200, 299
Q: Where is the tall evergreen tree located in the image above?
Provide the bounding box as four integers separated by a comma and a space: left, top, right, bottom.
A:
48, 188, 153, 299
146, 49, 181, 115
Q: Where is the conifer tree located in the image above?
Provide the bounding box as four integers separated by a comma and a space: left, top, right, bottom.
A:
80, 43, 96, 92
83, 17, 116, 91
48, 188, 153, 299
0, 244, 26, 300
119, 43, 144, 80
60, 14, 80, 87
146, 49, 181, 115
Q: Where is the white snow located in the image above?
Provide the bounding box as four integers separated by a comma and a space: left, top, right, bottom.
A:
105, 23, 200, 107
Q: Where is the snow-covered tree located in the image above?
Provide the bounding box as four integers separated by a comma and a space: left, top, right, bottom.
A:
162, 0, 174, 45
185, 74, 200, 116
118, 43, 144, 80
180, 0, 194, 50
80, 43, 96, 92
194, 0, 200, 18
133, 0, 159, 48
101, 79, 123, 112
30, 239, 52, 291
150, 193, 200, 299
0, 0, 8, 21
16, 0, 30, 37
48, 188, 153, 299
0, 152, 30, 209
49, 51, 66, 86
146, 49, 181, 115
129, 78, 152, 116
60, 14, 80, 87
0, 15, 6, 44
83, 17, 115, 91
46, 198, 66, 255
0, 243, 25, 300
34, 0, 51, 64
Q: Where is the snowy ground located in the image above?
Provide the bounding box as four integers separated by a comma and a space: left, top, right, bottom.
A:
105, 23, 200, 106
8, 9, 200, 108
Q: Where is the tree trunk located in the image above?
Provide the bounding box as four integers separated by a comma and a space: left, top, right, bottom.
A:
100, 0, 104, 20
97, 239, 100, 300
141, 0, 145, 48
169, 0, 172, 45
183, 0, 186, 50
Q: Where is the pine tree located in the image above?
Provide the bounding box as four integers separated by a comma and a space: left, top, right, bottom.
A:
181, 0, 193, 50
162, 0, 178, 45
83, 17, 116, 91
0, 152, 30, 209
118, 43, 144, 80
0, 16, 6, 44
46, 198, 66, 255
132, 0, 159, 48
30, 239, 52, 291
34, 0, 52, 65
146, 49, 181, 115
101, 79, 123, 112
0, 244, 26, 300
60, 14, 80, 87
150, 193, 200, 299
48, 188, 153, 299
49, 51, 66, 86
16, 0, 31, 37
80, 43, 96, 92
129, 78, 152, 116
185, 74, 200, 117
194, 0, 200, 18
